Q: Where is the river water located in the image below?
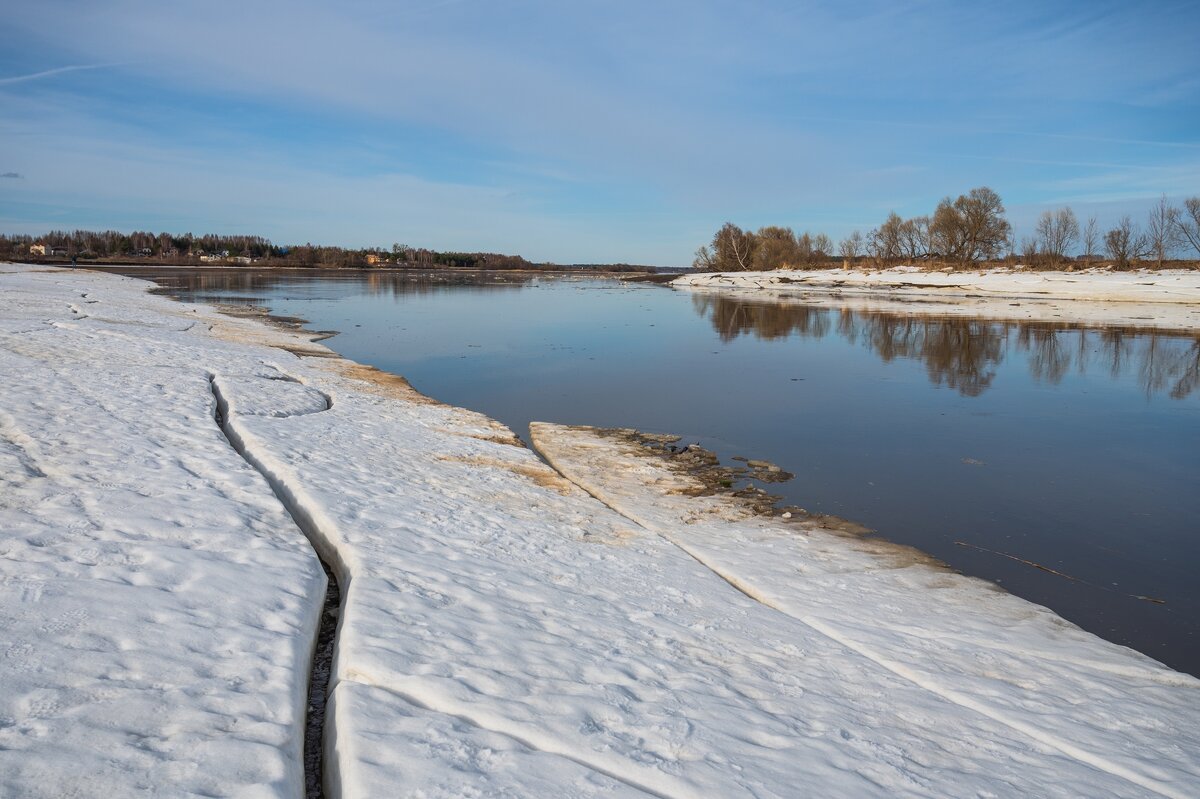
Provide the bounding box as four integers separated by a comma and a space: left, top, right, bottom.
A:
121, 267, 1200, 676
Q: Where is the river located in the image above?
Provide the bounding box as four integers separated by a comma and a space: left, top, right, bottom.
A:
114, 267, 1200, 676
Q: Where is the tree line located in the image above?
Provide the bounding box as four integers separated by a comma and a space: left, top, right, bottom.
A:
0, 230, 552, 270
695, 190, 1200, 272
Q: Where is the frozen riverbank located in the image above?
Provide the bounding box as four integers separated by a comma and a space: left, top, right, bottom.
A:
2, 264, 1198, 798
673, 268, 1200, 331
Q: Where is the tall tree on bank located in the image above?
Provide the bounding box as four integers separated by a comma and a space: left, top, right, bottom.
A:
957, 187, 1012, 263
1105, 216, 1151, 270
899, 216, 931, 260
753, 226, 802, 270
1176, 197, 1200, 257
839, 231, 863, 262
1036, 207, 1080, 266
1082, 216, 1099, 263
869, 212, 904, 264
694, 222, 758, 271
1146, 195, 1181, 268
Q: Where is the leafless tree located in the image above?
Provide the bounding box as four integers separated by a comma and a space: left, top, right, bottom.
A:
899, 216, 930, 260
926, 188, 1010, 263
839, 230, 863, 262
1146, 195, 1181, 268
693, 222, 759, 272
1082, 216, 1099, 263
796, 231, 814, 264
869, 212, 904, 264
1020, 236, 1039, 266
812, 233, 833, 260
929, 198, 963, 261
1104, 216, 1151, 270
957, 187, 1011, 262
1035, 207, 1079, 266
753, 226, 800, 270
1172, 197, 1200, 258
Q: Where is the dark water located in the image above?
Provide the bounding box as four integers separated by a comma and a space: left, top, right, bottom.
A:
117, 268, 1200, 676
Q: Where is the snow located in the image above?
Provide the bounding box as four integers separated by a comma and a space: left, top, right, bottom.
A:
0, 268, 325, 797
3, 263, 1199, 798
531, 423, 1200, 798
673, 268, 1200, 330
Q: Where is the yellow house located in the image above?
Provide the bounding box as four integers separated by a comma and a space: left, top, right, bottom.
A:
365, 253, 381, 265
30, 243, 46, 256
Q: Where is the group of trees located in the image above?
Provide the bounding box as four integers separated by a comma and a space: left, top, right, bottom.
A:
695, 189, 1200, 272
0, 230, 545, 271
693, 224, 835, 271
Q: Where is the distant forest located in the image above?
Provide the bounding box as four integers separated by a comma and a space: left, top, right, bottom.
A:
696, 189, 1200, 271
0, 230, 650, 272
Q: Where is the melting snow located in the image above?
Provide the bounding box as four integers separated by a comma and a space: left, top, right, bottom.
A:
2, 264, 1198, 798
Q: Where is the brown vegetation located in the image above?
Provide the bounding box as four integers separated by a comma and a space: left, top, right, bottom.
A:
695, 190, 1200, 272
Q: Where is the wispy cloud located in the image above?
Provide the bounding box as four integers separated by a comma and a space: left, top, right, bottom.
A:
0, 1, 1196, 262
0, 63, 118, 86
1, 172, 23, 179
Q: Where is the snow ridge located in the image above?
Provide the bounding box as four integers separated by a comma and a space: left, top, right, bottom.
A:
211, 372, 695, 798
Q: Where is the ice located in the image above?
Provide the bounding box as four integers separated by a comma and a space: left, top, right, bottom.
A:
531, 422, 1200, 798
3, 263, 1198, 798
0, 269, 325, 797
674, 267, 1200, 330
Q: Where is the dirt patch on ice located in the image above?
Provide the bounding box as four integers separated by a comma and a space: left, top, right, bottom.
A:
436, 454, 574, 494
323, 360, 443, 406
593, 427, 874, 535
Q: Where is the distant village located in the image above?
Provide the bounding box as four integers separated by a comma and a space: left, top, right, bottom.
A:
1, 230, 654, 271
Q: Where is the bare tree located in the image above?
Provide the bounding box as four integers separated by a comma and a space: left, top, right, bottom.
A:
1035, 207, 1079, 266
929, 197, 963, 261
1082, 216, 1099, 263
693, 222, 759, 272
926, 188, 1010, 263
839, 230, 863, 263
1176, 197, 1200, 257
796, 232, 814, 265
1104, 216, 1151, 270
957, 187, 1011, 262
1020, 236, 1039, 266
1146, 195, 1181, 268
869, 212, 904, 265
812, 233, 833, 260
899, 216, 930, 261
753, 226, 800, 271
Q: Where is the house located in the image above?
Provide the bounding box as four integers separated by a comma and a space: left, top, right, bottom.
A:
365, 253, 382, 265
49, 246, 69, 257
29, 244, 46, 256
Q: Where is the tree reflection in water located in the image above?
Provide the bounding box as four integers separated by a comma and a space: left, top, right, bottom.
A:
692, 294, 1200, 399
138, 267, 533, 306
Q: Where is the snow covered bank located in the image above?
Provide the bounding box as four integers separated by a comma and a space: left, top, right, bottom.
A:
0, 267, 326, 796
3, 264, 1199, 798
532, 423, 1200, 798
674, 268, 1200, 330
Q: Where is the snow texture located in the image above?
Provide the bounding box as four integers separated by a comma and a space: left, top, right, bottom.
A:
3, 263, 1198, 798
0, 267, 325, 797
674, 268, 1200, 331
531, 422, 1200, 799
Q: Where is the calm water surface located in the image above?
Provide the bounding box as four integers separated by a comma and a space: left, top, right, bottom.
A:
127, 268, 1200, 676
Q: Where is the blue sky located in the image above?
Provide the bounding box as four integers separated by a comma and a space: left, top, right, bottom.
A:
1, 0, 1197, 265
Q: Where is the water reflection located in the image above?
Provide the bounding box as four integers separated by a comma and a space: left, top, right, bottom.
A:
693, 295, 1200, 399
133, 267, 534, 301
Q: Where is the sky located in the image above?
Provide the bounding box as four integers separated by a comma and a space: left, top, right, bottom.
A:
1, 0, 1198, 265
